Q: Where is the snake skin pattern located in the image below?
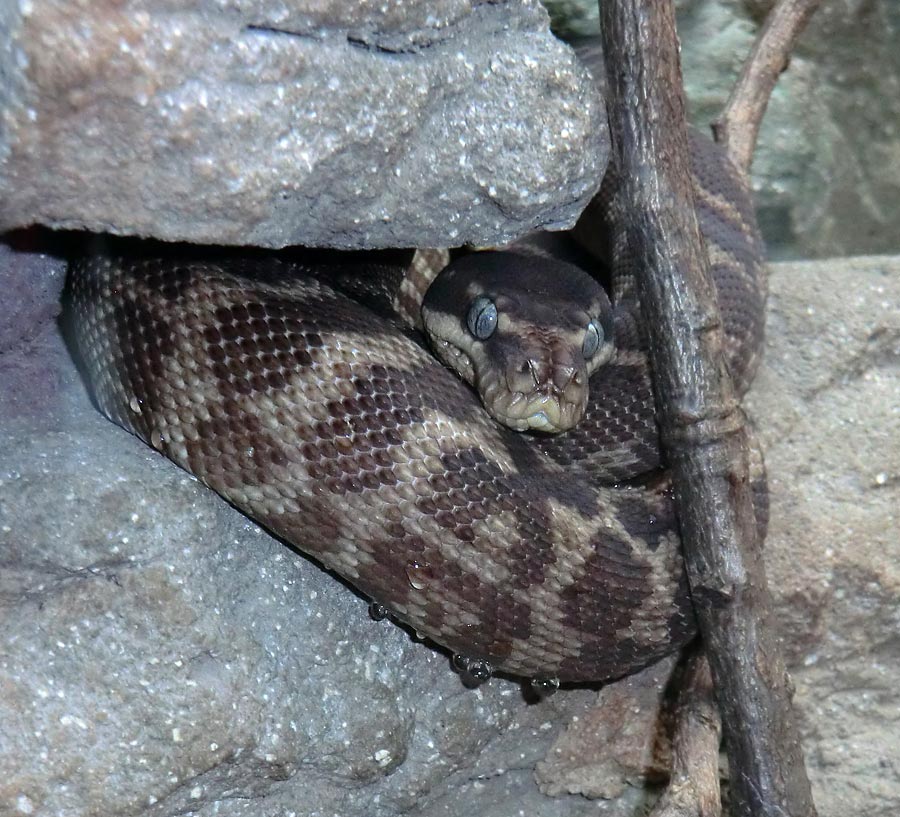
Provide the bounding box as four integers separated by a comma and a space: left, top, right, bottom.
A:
66, 133, 765, 684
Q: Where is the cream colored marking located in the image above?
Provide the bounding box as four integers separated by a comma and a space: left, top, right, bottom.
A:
693, 182, 755, 244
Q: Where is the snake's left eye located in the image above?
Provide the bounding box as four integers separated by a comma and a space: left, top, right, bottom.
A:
466, 296, 498, 340
582, 319, 603, 358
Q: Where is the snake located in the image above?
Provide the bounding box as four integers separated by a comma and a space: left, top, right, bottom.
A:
65, 130, 766, 685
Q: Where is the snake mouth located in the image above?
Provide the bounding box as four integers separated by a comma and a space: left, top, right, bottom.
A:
428, 340, 585, 433
481, 381, 586, 433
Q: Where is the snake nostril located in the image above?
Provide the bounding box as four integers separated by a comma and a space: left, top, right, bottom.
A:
552, 365, 579, 391
516, 359, 541, 388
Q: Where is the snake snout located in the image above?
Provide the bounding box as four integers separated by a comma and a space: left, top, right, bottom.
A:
491, 348, 589, 434
505, 357, 580, 396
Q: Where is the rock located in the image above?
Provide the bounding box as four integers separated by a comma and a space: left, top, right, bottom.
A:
0, 233, 76, 425
744, 255, 900, 817
1, 243, 898, 815
0, 1, 607, 250
547, 0, 900, 260
0, 236, 65, 355
534, 658, 677, 800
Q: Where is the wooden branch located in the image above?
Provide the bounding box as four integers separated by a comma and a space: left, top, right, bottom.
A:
712, 0, 823, 173
650, 651, 721, 817
597, 2, 817, 816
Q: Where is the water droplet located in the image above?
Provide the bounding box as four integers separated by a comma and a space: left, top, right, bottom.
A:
452, 654, 493, 687
465, 660, 492, 686
368, 602, 389, 621
150, 429, 166, 450
405, 560, 432, 590
529, 677, 560, 699
128, 396, 142, 414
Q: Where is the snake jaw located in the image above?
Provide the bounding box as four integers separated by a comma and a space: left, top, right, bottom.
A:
429, 337, 476, 385
426, 333, 588, 433
480, 375, 588, 433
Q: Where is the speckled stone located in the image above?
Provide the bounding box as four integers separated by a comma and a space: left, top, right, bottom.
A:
0, 235, 74, 424
0, 0, 608, 250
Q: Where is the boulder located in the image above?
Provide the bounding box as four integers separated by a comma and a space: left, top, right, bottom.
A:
0, 1, 607, 250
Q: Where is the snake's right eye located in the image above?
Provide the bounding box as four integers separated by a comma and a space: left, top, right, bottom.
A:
466, 296, 498, 340
582, 319, 604, 359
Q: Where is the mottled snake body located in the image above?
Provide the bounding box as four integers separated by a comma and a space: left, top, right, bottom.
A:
67, 132, 765, 683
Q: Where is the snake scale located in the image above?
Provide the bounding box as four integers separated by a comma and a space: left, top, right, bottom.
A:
66, 130, 766, 684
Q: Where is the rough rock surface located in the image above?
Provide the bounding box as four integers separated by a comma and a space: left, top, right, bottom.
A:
743, 256, 900, 816
534, 658, 678, 800
0, 1, 607, 250
547, 0, 900, 260
1, 244, 898, 816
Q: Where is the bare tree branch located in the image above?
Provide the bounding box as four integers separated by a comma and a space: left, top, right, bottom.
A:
650, 651, 721, 817
597, 1, 818, 815
712, 0, 823, 173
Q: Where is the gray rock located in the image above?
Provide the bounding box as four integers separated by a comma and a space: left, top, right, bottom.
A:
547, 0, 900, 259
744, 255, 900, 817
0, 240, 64, 355
0, 1, 607, 250
1, 245, 898, 816
0, 237, 76, 426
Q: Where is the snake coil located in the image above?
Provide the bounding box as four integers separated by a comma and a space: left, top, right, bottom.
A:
66, 132, 765, 683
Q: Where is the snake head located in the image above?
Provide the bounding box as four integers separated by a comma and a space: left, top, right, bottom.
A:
421, 250, 615, 434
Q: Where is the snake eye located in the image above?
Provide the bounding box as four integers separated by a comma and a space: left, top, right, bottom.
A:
582, 319, 603, 358
466, 296, 498, 340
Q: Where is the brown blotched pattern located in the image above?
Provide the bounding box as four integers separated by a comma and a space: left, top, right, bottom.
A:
67, 253, 698, 682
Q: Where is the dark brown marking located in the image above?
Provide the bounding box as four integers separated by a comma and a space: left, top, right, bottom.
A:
559, 531, 653, 636
614, 491, 678, 553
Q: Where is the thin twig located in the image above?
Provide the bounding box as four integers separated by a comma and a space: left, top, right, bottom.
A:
712, 0, 823, 174
650, 651, 721, 817
597, 1, 817, 815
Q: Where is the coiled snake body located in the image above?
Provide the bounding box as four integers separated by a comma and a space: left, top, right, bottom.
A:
67, 132, 765, 683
